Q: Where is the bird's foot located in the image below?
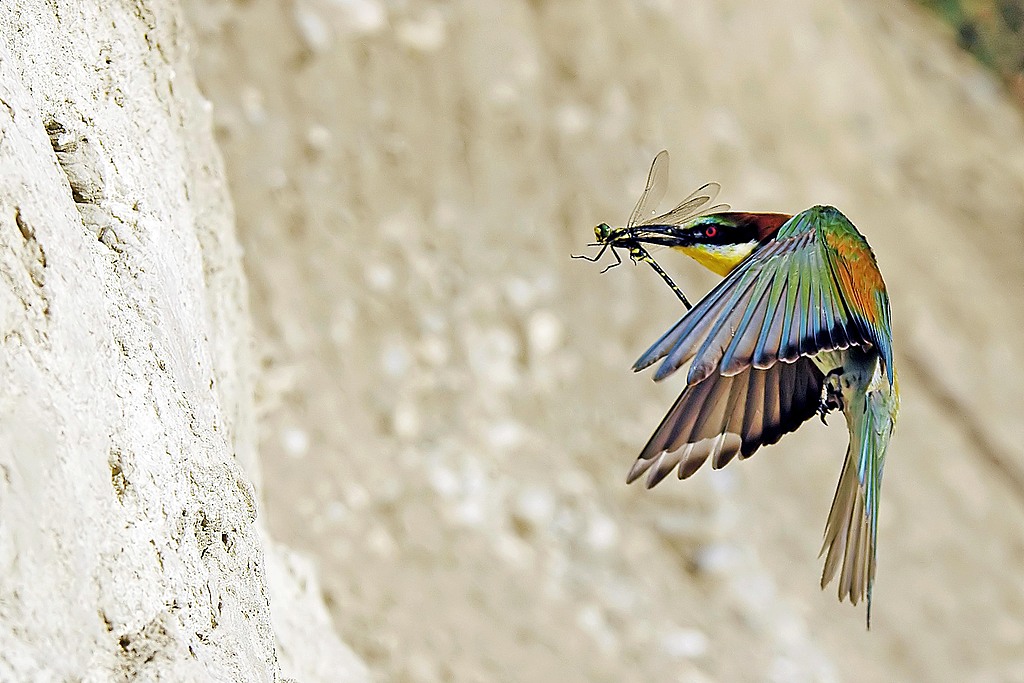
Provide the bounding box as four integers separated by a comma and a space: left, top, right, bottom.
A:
817, 395, 841, 424
818, 369, 845, 424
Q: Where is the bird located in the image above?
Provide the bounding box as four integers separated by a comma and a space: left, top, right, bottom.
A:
613, 189, 899, 628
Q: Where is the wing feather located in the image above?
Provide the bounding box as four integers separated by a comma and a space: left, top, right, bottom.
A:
718, 270, 777, 376
712, 375, 750, 469
753, 280, 788, 370
797, 247, 816, 357
750, 267, 788, 369
736, 365, 764, 458
627, 359, 824, 486
635, 206, 887, 385
633, 273, 743, 372
655, 272, 760, 381
812, 264, 832, 349
778, 239, 806, 363
684, 273, 764, 383
760, 359, 783, 445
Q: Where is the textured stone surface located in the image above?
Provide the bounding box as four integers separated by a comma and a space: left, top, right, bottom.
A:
0, 2, 366, 681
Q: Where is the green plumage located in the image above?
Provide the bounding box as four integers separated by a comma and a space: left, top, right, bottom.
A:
626, 205, 899, 628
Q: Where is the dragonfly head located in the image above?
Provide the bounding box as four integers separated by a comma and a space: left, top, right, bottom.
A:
594, 223, 614, 242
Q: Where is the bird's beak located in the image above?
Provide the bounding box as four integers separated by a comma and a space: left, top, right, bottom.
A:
629, 226, 694, 248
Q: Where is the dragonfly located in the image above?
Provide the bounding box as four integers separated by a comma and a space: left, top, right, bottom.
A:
573, 150, 728, 310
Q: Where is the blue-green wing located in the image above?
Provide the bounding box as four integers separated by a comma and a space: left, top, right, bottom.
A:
633, 206, 892, 385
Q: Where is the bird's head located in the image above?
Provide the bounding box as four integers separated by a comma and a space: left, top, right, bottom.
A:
638, 212, 792, 276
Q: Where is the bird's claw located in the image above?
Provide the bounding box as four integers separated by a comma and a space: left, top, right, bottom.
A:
817, 395, 842, 424
818, 369, 845, 424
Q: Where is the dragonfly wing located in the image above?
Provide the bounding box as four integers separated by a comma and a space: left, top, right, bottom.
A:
639, 182, 725, 227
628, 150, 670, 228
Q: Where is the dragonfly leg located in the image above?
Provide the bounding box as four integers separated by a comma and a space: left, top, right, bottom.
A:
571, 242, 610, 263
598, 246, 624, 274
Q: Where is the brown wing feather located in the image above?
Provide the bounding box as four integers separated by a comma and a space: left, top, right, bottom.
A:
627, 358, 824, 487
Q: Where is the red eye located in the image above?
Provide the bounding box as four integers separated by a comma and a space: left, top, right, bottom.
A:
705, 226, 717, 237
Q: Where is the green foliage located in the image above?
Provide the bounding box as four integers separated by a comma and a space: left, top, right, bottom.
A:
918, 0, 1024, 101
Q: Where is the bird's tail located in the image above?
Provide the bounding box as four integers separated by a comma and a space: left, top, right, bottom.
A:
819, 387, 896, 628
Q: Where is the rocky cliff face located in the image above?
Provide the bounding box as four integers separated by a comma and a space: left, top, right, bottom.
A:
183, 0, 1024, 681
0, 2, 364, 681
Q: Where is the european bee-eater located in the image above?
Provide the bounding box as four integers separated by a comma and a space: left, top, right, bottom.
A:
592, 153, 899, 627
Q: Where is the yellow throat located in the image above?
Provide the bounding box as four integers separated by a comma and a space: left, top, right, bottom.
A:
674, 242, 759, 276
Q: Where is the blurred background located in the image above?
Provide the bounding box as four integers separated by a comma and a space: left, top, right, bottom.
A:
182, 0, 1024, 680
